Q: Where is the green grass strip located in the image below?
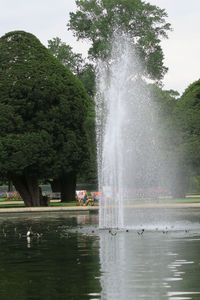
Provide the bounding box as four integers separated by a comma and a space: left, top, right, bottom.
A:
0, 198, 199, 209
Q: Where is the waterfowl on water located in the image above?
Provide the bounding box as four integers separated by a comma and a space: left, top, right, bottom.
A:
26, 228, 34, 237
26, 228, 42, 238
137, 229, 144, 235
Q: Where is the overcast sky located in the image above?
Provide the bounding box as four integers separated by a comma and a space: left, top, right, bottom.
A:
1, 0, 200, 95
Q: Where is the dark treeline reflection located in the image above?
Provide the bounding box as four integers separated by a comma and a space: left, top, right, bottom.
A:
0, 213, 101, 300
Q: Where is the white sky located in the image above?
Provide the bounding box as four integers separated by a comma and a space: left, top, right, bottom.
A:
1, 0, 200, 95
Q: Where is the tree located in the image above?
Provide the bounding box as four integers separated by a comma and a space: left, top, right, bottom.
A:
47, 37, 84, 76
0, 30, 90, 206
78, 63, 96, 97
149, 84, 185, 197
68, 0, 172, 80
47, 38, 96, 97
176, 80, 200, 165
47, 37, 97, 187
171, 79, 200, 197
151, 80, 200, 198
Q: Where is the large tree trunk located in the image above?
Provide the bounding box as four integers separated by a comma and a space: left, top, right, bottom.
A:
60, 172, 76, 202
12, 175, 41, 207
50, 178, 61, 192
8, 180, 14, 192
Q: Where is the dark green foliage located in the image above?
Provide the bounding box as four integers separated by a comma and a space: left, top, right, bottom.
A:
47, 37, 97, 184
150, 84, 178, 117
148, 85, 178, 193
175, 80, 200, 167
68, 0, 172, 80
78, 63, 96, 97
151, 80, 200, 197
0, 30, 90, 205
78, 98, 97, 184
48, 38, 96, 97
170, 81, 200, 197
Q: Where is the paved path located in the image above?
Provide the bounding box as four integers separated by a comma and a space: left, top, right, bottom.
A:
0, 201, 200, 214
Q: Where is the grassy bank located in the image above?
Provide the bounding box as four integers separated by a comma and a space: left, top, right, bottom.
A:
0, 201, 97, 209
132, 197, 200, 204
0, 197, 199, 209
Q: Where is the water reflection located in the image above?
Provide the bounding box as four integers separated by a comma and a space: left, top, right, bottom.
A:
99, 230, 200, 299
26, 236, 31, 248
0, 212, 200, 299
0, 213, 101, 300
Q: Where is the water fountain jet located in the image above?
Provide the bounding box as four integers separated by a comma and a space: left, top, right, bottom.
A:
96, 34, 164, 229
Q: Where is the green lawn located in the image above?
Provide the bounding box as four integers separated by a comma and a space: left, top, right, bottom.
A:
0, 201, 97, 209
160, 198, 200, 203
50, 202, 79, 207
131, 197, 200, 204
0, 197, 199, 209
0, 198, 22, 202
0, 204, 25, 208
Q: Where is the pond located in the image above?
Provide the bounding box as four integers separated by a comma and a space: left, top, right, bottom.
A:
0, 209, 200, 300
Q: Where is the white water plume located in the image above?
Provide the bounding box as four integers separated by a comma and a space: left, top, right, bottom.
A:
96, 34, 164, 229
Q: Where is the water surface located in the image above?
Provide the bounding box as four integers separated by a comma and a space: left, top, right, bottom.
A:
0, 211, 200, 299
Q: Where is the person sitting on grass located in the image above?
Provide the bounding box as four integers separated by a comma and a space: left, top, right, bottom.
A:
94, 192, 100, 203
76, 190, 92, 206
77, 191, 83, 205
91, 192, 100, 204
83, 190, 92, 206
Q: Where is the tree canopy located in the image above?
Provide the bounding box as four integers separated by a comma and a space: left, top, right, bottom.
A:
68, 0, 172, 80
0, 30, 90, 206
47, 38, 96, 97
175, 80, 200, 167
150, 80, 200, 197
47, 37, 84, 76
47, 37, 97, 185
